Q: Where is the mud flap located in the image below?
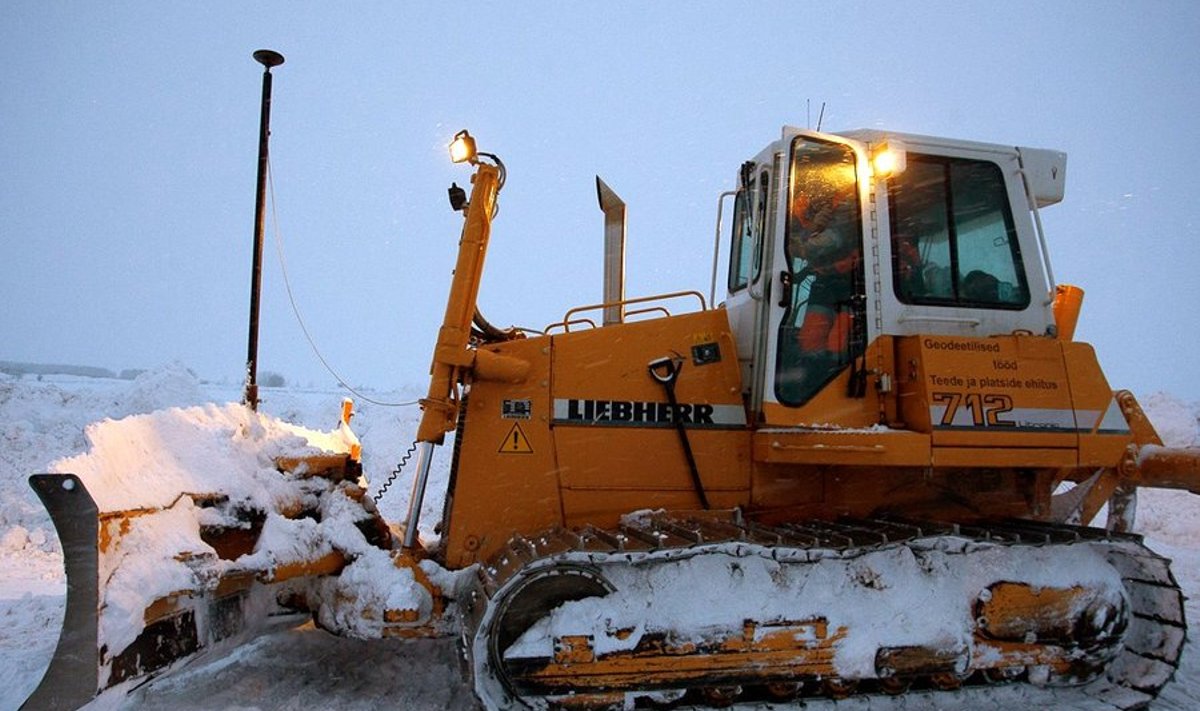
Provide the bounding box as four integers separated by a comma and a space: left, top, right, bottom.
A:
24, 474, 100, 711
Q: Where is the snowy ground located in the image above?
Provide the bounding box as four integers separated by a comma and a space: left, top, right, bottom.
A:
1, 367, 1198, 710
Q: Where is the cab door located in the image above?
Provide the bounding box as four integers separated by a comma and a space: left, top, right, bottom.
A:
760, 130, 875, 422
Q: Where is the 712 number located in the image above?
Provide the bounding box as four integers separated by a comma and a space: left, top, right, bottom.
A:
932, 392, 1015, 428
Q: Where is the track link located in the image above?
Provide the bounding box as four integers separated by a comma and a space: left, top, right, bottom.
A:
462, 516, 1185, 710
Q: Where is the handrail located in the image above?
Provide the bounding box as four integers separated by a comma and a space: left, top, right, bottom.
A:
547, 290, 708, 334
710, 189, 739, 308
624, 306, 672, 321
544, 317, 599, 335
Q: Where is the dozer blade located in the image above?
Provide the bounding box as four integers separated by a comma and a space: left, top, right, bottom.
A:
19, 399, 454, 709
23, 473, 304, 710
25, 456, 449, 710
24, 474, 99, 711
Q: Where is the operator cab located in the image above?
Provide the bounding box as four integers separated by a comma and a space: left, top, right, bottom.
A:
722, 128, 1067, 424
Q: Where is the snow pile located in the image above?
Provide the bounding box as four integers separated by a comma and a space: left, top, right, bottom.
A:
0, 365, 445, 558
119, 362, 211, 416
1142, 393, 1200, 448
0, 363, 209, 537
53, 402, 350, 512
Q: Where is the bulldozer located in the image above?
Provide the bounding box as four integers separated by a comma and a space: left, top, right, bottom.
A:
22, 114, 1200, 709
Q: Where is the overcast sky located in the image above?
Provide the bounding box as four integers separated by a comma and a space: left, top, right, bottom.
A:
3, 2, 1198, 400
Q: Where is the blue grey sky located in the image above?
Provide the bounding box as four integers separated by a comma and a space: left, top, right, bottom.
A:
3, 2, 1198, 400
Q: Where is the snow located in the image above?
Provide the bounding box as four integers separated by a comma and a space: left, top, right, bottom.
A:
0, 366, 449, 709
311, 547, 433, 640
35, 387, 430, 662
52, 401, 347, 512
1, 367, 1198, 710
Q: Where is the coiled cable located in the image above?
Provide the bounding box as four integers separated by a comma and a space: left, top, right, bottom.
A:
373, 440, 418, 503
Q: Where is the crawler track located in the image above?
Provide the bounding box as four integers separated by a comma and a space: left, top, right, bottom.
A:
462, 516, 1185, 710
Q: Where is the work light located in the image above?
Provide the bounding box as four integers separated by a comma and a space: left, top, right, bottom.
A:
449, 130, 477, 164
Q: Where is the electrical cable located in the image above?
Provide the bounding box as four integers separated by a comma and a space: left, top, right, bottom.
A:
266, 160, 418, 407
476, 152, 506, 219
373, 440, 418, 503
477, 152, 506, 190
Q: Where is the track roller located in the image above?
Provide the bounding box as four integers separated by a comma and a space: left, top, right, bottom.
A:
699, 686, 741, 707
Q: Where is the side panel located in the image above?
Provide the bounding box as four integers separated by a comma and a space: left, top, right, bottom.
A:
749, 333, 1130, 523
750, 332, 1071, 521
900, 335, 1076, 441
1063, 341, 1133, 468
441, 337, 564, 570
550, 310, 752, 528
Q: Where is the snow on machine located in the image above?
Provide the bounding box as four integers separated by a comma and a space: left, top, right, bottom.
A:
23, 58, 1200, 710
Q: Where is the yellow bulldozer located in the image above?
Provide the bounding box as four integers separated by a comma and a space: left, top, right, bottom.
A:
23, 107, 1200, 709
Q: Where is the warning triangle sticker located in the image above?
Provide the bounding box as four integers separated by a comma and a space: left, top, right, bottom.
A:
498, 422, 534, 454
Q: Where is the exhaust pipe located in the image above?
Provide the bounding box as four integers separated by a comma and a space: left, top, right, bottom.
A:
596, 177, 626, 326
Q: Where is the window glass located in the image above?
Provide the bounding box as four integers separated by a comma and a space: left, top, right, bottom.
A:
891, 161, 952, 299
728, 171, 771, 292
751, 170, 769, 282
890, 155, 1029, 308
728, 189, 751, 291
775, 137, 865, 405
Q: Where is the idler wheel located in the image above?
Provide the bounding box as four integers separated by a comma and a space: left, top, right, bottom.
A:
476, 564, 615, 708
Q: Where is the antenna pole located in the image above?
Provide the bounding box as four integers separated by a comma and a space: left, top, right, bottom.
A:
244, 49, 285, 411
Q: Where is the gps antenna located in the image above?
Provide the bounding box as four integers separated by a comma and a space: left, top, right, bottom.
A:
244, 49, 285, 411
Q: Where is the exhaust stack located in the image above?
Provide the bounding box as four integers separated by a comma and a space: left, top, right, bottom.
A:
596, 177, 626, 326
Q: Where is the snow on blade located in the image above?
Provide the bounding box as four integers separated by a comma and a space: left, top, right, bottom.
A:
41, 400, 409, 662
51, 402, 350, 513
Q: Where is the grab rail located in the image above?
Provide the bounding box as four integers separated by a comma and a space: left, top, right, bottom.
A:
545, 290, 707, 334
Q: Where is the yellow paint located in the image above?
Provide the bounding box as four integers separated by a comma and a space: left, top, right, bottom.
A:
415, 163, 501, 445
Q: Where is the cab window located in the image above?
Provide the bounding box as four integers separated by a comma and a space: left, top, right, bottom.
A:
728, 187, 752, 291
727, 171, 769, 292
889, 155, 1029, 309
